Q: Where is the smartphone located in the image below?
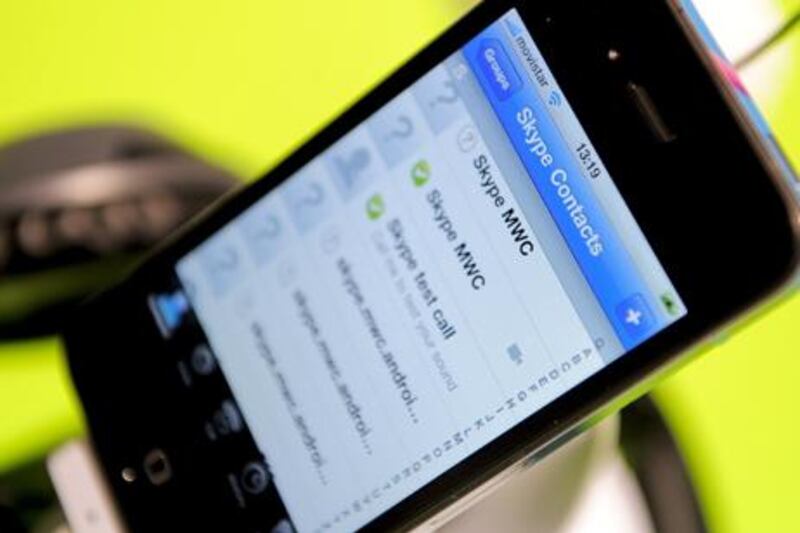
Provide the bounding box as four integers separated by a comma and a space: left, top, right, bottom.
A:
63, 1, 800, 531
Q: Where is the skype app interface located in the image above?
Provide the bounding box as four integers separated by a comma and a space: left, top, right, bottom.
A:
175, 9, 685, 532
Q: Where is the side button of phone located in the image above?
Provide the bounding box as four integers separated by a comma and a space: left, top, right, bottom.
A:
143, 448, 172, 486
713, 330, 732, 348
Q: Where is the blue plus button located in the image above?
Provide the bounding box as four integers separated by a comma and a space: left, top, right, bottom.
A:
615, 294, 655, 343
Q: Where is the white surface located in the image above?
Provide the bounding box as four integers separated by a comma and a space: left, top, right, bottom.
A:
692, 0, 791, 105
559, 451, 654, 533
438, 417, 654, 533
47, 439, 127, 533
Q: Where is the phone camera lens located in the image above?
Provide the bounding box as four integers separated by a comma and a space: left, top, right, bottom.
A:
121, 467, 137, 483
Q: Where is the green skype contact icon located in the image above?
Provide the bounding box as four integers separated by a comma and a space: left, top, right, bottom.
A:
411, 159, 431, 188
366, 194, 386, 221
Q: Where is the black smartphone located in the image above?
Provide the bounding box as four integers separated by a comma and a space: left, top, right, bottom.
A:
63, 1, 800, 531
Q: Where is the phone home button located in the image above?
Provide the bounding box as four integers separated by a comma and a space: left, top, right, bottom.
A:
143, 448, 172, 486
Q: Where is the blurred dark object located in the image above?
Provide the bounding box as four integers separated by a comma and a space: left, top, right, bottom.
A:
620, 396, 707, 533
0, 460, 62, 533
0, 126, 237, 340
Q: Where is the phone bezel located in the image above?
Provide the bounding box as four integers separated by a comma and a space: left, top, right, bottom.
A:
64, 0, 800, 531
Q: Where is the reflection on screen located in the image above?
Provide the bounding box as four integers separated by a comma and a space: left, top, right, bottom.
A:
175, 9, 686, 532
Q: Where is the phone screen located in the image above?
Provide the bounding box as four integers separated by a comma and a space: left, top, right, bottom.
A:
161, 9, 686, 532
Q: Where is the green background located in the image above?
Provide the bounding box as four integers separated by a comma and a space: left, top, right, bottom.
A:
1, 1, 799, 531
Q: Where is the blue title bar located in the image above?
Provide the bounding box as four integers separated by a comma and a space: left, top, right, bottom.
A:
463, 15, 660, 350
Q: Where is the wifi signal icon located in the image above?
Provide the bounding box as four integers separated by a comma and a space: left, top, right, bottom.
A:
547, 91, 563, 107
